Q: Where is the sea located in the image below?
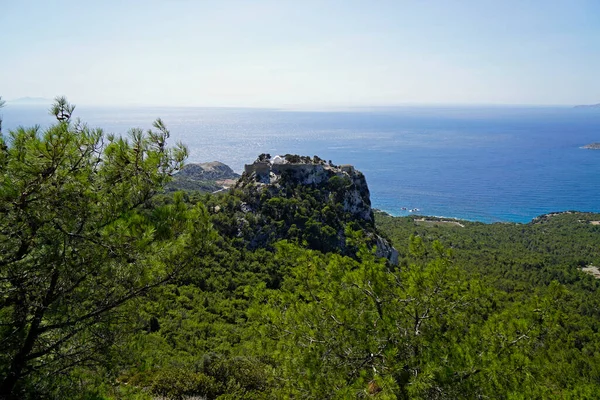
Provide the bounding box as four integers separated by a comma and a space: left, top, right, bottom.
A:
3, 103, 600, 223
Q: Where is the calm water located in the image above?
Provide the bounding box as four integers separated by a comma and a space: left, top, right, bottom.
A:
4, 104, 600, 223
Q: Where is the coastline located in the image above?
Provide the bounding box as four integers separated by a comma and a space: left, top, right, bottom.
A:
374, 208, 600, 225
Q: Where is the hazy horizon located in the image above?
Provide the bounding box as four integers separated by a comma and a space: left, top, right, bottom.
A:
3, 96, 590, 110
2, 0, 599, 107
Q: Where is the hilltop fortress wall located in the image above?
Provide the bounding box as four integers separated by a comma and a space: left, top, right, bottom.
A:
244, 160, 355, 185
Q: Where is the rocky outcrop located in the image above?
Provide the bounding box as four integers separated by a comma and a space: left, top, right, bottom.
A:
178, 161, 240, 180
375, 235, 399, 265
242, 155, 373, 222
167, 161, 240, 192
237, 154, 398, 264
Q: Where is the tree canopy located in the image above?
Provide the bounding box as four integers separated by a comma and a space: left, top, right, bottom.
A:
0, 97, 214, 398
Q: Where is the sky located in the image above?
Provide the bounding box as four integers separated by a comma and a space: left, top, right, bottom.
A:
1, 0, 599, 107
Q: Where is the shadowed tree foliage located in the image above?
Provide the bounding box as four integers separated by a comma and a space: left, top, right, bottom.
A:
0, 97, 215, 399
248, 240, 582, 399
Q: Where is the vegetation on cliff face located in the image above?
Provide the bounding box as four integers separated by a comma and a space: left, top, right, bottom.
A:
230, 154, 397, 261
2, 99, 600, 399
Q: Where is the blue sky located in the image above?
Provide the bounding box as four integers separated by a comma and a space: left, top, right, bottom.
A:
1, 0, 599, 106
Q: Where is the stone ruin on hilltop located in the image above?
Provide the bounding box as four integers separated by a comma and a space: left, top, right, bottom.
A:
243, 154, 356, 185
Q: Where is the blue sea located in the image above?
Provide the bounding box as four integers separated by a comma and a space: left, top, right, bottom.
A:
3, 104, 600, 223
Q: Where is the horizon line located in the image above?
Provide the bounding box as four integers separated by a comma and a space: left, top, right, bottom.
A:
4, 97, 592, 110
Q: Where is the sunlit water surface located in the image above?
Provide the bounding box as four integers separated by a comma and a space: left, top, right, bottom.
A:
5, 104, 600, 223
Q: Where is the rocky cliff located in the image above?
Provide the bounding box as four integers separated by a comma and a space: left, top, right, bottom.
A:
235, 154, 398, 264
179, 161, 240, 180
168, 161, 241, 192
242, 156, 373, 222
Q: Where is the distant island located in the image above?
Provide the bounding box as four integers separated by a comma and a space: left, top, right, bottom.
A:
582, 143, 600, 149
574, 103, 600, 109
7, 97, 53, 106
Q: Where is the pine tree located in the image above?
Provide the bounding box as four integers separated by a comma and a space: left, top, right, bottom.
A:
0, 97, 214, 398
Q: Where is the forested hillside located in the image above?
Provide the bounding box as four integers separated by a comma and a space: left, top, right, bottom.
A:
1, 99, 600, 399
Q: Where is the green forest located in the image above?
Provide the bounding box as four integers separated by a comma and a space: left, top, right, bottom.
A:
1, 98, 600, 399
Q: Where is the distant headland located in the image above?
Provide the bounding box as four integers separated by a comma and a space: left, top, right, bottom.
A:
7, 97, 53, 105
574, 103, 600, 109
582, 143, 600, 150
